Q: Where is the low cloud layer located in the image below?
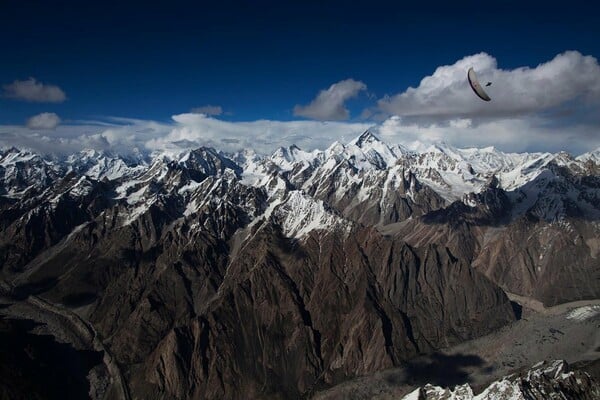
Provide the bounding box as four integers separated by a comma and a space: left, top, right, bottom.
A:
294, 79, 366, 120
3, 78, 67, 103
377, 51, 600, 119
190, 105, 223, 116
147, 113, 372, 153
372, 116, 598, 155
0, 112, 597, 157
0, 115, 372, 155
26, 112, 61, 129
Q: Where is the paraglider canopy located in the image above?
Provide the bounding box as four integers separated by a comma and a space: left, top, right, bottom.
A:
467, 67, 491, 101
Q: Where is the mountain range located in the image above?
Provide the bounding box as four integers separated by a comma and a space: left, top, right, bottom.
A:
0, 131, 598, 399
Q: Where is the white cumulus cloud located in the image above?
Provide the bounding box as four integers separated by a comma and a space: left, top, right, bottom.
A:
366, 51, 600, 155
377, 51, 600, 119
26, 112, 61, 130
294, 79, 367, 120
3, 77, 67, 103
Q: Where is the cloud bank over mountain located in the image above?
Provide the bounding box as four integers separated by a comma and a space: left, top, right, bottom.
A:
3, 112, 596, 156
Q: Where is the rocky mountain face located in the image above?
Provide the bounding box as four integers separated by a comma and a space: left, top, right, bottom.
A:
0, 133, 598, 398
402, 360, 600, 400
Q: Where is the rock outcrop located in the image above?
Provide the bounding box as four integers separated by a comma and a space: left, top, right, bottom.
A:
402, 360, 600, 400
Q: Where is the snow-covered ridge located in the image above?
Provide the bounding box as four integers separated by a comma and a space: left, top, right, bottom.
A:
273, 190, 351, 239
1, 134, 598, 233
243, 132, 599, 217
2, 135, 596, 191
577, 147, 600, 164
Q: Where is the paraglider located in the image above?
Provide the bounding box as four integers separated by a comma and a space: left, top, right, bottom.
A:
467, 67, 491, 101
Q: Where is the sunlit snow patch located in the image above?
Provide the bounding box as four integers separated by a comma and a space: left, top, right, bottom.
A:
566, 305, 600, 321
274, 191, 351, 239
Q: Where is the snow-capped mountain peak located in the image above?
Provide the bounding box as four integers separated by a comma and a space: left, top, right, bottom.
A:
270, 144, 322, 170
577, 146, 600, 164
350, 129, 380, 148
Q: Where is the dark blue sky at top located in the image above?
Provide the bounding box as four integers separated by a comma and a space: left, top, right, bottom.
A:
1, 0, 599, 125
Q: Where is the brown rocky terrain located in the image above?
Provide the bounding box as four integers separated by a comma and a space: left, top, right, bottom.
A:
0, 135, 597, 398
3, 217, 514, 399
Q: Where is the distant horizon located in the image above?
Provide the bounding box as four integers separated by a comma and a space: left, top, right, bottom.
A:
2, 1, 599, 155
2, 122, 598, 158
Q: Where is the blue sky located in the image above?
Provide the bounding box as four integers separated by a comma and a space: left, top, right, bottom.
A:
1, 0, 600, 154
